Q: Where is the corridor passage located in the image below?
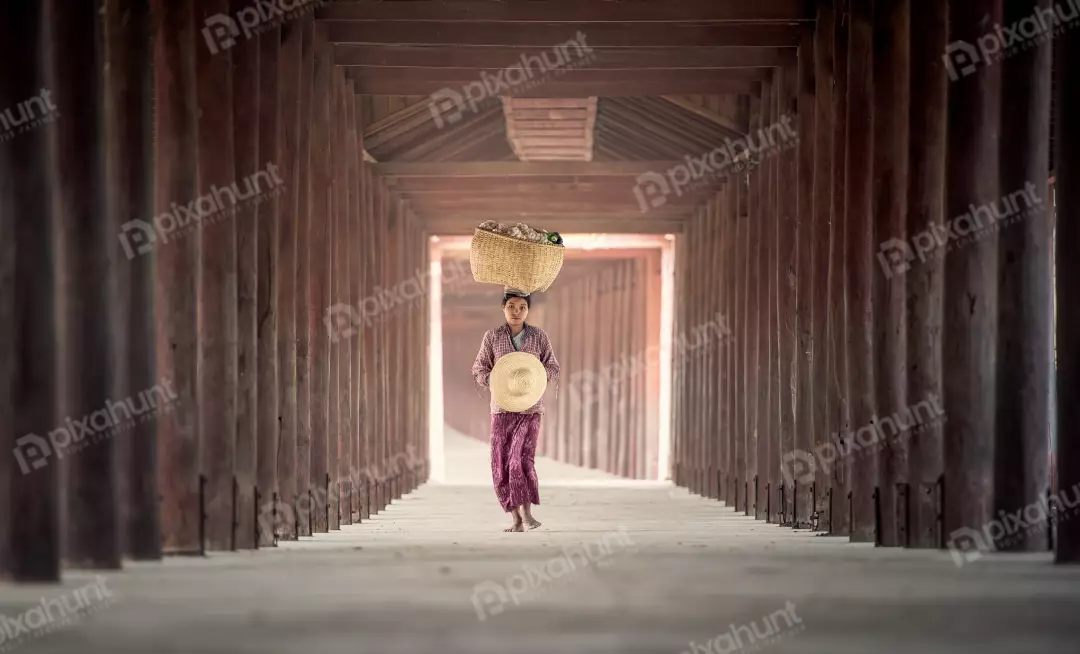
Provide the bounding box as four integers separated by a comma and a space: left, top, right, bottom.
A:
2, 2, 1078, 652
3, 430, 1079, 654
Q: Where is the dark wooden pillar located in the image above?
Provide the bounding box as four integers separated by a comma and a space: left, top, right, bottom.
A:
719, 188, 732, 503
729, 175, 743, 510
0, 0, 61, 581
794, 27, 817, 528
375, 183, 388, 508
194, 0, 238, 552
326, 68, 341, 531
389, 199, 403, 501
763, 79, 778, 515
812, 1, 836, 529
153, 0, 201, 555
52, 0, 120, 568
597, 266, 614, 475
845, 0, 878, 542
828, 0, 852, 537
995, 0, 1053, 553
710, 201, 723, 498
230, 0, 259, 552
105, 0, 158, 559
765, 75, 781, 523
613, 263, 626, 477
943, 0, 1002, 539
308, 29, 332, 532
737, 169, 751, 513
293, 16, 314, 537
347, 81, 362, 522
752, 86, 768, 518
359, 163, 374, 520
748, 137, 762, 517
673, 237, 685, 487
334, 70, 350, 526
695, 219, 704, 489
257, 25, 282, 544
275, 18, 304, 542
776, 63, 799, 525
1054, 0, 1080, 564
906, 0, 948, 550
871, 0, 911, 547
370, 183, 381, 509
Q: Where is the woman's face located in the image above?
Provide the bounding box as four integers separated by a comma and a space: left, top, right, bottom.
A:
503, 297, 529, 326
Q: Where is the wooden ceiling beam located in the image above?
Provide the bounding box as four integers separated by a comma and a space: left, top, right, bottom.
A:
619, 96, 746, 141
660, 95, 745, 137
353, 80, 759, 96
316, 1, 814, 23
418, 209, 693, 221
375, 161, 684, 177
433, 124, 515, 161
382, 105, 504, 161
401, 189, 718, 203
386, 177, 663, 190
511, 128, 589, 138
349, 67, 767, 86
323, 22, 801, 48
333, 45, 794, 69
602, 99, 718, 157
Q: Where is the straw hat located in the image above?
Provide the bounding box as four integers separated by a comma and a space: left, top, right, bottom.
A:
489, 351, 547, 412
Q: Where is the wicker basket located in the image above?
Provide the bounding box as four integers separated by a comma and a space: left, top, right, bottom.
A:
470, 228, 565, 293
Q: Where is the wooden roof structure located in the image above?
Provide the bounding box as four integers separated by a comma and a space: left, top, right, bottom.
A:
330, 0, 809, 236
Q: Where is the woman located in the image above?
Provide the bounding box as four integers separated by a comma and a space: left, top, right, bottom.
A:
472, 290, 560, 532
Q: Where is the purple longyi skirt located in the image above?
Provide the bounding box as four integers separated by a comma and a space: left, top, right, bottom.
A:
490, 412, 541, 512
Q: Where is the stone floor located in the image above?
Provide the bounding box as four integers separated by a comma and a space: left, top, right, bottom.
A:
3, 429, 1080, 654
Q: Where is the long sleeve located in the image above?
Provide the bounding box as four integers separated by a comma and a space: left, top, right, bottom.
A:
472, 330, 494, 388
537, 328, 560, 382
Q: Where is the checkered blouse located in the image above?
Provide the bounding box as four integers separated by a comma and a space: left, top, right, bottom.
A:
472, 323, 560, 415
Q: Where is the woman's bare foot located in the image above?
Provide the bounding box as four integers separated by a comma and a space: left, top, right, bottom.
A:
504, 508, 524, 532
521, 505, 542, 530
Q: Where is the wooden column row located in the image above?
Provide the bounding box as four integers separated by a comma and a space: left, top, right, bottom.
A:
543, 257, 658, 478
673, 0, 1066, 561
1057, 0, 1079, 563
1, 3, 431, 581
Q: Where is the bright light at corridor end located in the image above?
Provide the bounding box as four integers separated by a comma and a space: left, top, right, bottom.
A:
428, 231, 676, 482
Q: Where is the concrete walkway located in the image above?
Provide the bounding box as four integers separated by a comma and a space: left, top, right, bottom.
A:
4, 429, 1080, 654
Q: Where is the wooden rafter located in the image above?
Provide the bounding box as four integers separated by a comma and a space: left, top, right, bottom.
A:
316, 1, 814, 23
334, 45, 794, 70
660, 95, 745, 138
374, 161, 685, 176
324, 22, 801, 48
